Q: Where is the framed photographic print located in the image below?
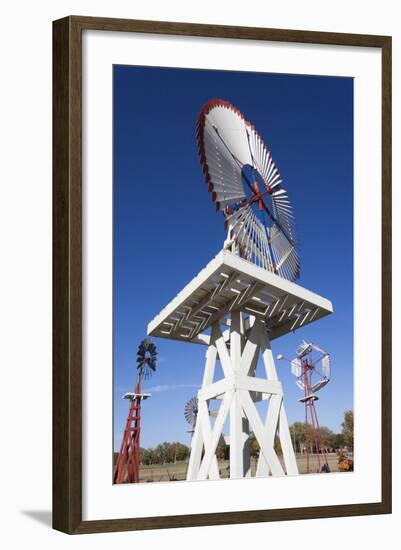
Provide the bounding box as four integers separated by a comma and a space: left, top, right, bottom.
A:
53, 16, 392, 534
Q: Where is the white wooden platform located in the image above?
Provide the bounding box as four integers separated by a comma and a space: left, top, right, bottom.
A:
147, 251, 333, 343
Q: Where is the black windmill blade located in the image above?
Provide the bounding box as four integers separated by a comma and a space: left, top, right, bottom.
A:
184, 396, 199, 428
136, 338, 157, 381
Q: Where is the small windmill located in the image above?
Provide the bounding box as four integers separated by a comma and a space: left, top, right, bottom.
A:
184, 394, 226, 477
114, 339, 157, 484
279, 341, 331, 473
184, 396, 199, 434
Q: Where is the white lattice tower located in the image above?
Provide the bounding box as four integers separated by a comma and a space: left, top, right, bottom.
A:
148, 251, 333, 481
186, 313, 298, 480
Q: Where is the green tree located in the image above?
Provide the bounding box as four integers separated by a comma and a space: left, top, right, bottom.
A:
163, 441, 176, 463
142, 441, 190, 464
289, 422, 306, 453
153, 442, 169, 463
140, 448, 153, 465
341, 410, 354, 449
319, 426, 335, 449
216, 439, 227, 460
249, 432, 260, 457
274, 436, 282, 455
333, 433, 345, 449
173, 442, 190, 462
289, 422, 337, 452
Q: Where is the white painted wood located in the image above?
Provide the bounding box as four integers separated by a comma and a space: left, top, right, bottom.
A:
214, 326, 233, 378
256, 398, 272, 478
197, 396, 220, 480
255, 402, 273, 479
186, 396, 205, 481
201, 324, 218, 387
256, 453, 271, 477
243, 416, 252, 478
229, 312, 245, 478
185, 307, 298, 481
258, 322, 279, 381
247, 318, 259, 382
194, 327, 230, 346
179, 262, 304, 481
198, 390, 233, 480
235, 375, 282, 395
148, 250, 333, 342
229, 392, 244, 479
238, 389, 284, 476
187, 324, 221, 481
230, 311, 242, 372
278, 402, 299, 475
198, 378, 231, 401
239, 320, 260, 376
198, 376, 281, 401
235, 313, 251, 479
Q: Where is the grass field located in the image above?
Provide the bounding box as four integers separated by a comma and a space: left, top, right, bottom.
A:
135, 453, 344, 483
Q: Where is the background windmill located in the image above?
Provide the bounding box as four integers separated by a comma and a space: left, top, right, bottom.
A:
135, 339, 157, 384
184, 394, 227, 479
279, 341, 331, 473
114, 339, 157, 484
184, 396, 199, 434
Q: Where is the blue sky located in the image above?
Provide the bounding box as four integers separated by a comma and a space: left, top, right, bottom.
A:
113, 65, 353, 450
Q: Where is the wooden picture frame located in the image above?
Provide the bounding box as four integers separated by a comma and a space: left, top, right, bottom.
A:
53, 15, 392, 534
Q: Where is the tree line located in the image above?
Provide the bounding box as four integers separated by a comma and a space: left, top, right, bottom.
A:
286, 409, 353, 454
139, 442, 191, 465
136, 410, 353, 465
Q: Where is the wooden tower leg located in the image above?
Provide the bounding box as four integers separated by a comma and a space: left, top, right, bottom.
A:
258, 325, 299, 476
230, 312, 247, 479
187, 326, 220, 481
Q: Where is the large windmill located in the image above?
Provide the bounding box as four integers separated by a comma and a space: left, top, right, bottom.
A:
114, 339, 157, 484
148, 99, 333, 481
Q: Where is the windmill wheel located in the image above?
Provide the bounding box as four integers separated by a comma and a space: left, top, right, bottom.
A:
136, 339, 157, 380
197, 98, 300, 281
184, 396, 199, 428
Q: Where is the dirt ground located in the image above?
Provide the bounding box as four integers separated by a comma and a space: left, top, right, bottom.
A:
138, 453, 344, 482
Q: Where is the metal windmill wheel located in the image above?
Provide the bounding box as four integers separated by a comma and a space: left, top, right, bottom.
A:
184, 396, 199, 430
197, 99, 300, 281
291, 341, 331, 394
136, 338, 157, 383
287, 341, 331, 473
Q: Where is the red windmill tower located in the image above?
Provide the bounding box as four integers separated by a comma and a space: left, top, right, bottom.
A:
114, 339, 157, 484
279, 341, 331, 474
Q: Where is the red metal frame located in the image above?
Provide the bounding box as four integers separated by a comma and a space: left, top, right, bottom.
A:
114, 382, 142, 484
301, 359, 329, 474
